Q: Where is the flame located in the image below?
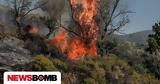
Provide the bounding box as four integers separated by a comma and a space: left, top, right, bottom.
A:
29, 26, 39, 34
50, 0, 99, 60
67, 39, 86, 60
86, 41, 97, 57
50, 31, 68, 53
69, 0, 99, 57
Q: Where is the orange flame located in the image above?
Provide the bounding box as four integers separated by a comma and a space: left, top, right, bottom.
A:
50, 0, 99, 60
50, 32, 68, 53
86, 41, 97, 57
67, 39, 86, 60
29, 26, 39, 34
69, 0, 99, 57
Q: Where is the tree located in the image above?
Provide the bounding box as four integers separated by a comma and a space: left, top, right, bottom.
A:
66, 0, 130, 56
67, 0, 98, 47
147, 22, 160, 54
99, 0, 130, 35
5, 0, 46, 36
98, 0, 131, 56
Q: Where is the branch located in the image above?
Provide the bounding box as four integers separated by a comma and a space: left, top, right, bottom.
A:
105, 0, 120, 30
113, 10, 134, 19
108, 15, 129, 35
60, 25, 82, 38
22, 1, 48, 17
22, 7, 39, 17
17, 0, 27, 12
100, 0, 132, 35
14, 0, 18, 15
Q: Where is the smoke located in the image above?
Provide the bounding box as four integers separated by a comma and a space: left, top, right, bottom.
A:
41, 0, 65, 19
0, 10, 16, 32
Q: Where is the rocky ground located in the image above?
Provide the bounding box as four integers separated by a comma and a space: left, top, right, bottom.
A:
0, 36, 33, 68
0, 36, 33, 83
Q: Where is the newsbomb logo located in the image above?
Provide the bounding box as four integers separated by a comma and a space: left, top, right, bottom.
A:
4, 72, 61, 84
8, 74, 57, 81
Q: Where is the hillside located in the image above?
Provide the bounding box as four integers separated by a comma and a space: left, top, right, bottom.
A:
112, 30, 153, 45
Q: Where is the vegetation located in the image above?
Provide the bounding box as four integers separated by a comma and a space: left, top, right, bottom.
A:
147, 22, 160, 54
32, 55, 56, 71
142, 22, 160, 79
29, 54, 159, 84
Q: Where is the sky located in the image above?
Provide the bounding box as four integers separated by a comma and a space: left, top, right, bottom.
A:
123, 0, 160, 34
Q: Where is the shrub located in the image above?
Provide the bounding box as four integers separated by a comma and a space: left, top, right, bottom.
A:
30, 54, 159, 83
32, 55, 56, 71
52, 58, 68, 72
147, 22, 160, 54
62, 73, 78, 84
83, 78, 96, 84
143, 53, 160, 79
89, 67, 106, 84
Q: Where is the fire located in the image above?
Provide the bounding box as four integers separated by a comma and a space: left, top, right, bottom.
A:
50, 0, 99, 60
67, 39, 86, 60
50, 31, 68, 53
86, 41, 97, 57
69, 0, 99, 58
29, 26, 39, 34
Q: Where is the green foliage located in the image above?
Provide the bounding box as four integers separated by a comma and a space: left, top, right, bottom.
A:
104, 54, 159, 84
143, 22, 160, 79
98, 39, 118, 56
83, 78, 96, 84
52, 58, 68, 72
28, 54, 159, 84
143, 53, 160, 79
147, 22, 160, 54
133, 64, 148, 74
106, 39, 118, 51
107, 38, 160, 80
75, 59, 106, 84
112, 42, 145, 67
32, 55, 56, 71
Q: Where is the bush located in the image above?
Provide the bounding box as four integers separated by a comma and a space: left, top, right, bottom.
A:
32, 55, 56, 71
30, 54, 159, 83
52, 58, 68, 72
143, 53, 160, 79
62, 73, 78, 84
147, 22, 160, 54
101, 54, 159, 84
133, 64, 148, 74
83, 78, 96, 84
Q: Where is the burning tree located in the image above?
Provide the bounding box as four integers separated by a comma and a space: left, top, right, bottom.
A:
46, 0, 130, 60
67, 0, 131, 56
5, 0, 46, 37
66, 0, 99, 59
42, 0, 99, 60
1, 0, 130, 60
0, 0, 129, 60
64, 0, 130, 58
